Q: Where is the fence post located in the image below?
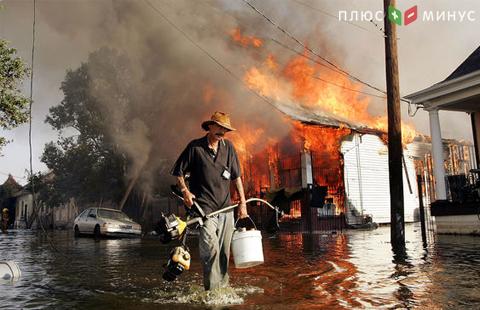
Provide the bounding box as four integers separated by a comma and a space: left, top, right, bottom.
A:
417, 175, 428, 247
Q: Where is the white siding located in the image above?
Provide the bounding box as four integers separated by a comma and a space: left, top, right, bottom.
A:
14, 193, 34, 229
341, 134, 419, 224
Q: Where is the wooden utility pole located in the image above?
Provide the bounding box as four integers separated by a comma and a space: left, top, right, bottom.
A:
384, 0, 405, 251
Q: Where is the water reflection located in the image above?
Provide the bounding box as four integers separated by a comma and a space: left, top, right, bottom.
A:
2, 225, 480, 309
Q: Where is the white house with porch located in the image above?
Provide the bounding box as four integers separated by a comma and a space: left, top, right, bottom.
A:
406, 45, 480, 234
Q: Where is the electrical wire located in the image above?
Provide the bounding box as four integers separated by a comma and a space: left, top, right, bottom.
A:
240, 0, 387, 95
270, 38, 386, 99
312, 74, 387, 99
143, 0, 286, 116
288, 0, 385, 38
150, 0, 388, 105
271, 37, 392, 100
241, 0, 411, 104
269, 37, 346, 76
164, 0, 406, 104
0, 172, 27, 180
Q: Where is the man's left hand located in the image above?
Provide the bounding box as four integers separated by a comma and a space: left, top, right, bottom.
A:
237, 201, 248, 219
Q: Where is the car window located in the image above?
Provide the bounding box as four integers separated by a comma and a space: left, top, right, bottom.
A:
77, 209, 89, 219
88, 209, 97, 217
97, 209, 130, 221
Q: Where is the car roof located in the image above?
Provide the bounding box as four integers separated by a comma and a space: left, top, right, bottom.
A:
95, 208, 122, 212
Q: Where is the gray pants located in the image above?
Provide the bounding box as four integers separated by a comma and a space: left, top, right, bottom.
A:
199, 211, 234, 290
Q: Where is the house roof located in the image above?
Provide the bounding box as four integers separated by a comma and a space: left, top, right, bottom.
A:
271, 98, 389, 139
404, 45, 480, 113
444, 46, 480, 82
272, 98, 360, 129
1, 175, 22, 192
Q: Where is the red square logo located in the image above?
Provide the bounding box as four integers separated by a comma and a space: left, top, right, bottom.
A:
404, 5, 418, 26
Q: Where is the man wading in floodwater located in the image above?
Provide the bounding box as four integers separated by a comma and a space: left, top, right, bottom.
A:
1, 208, 9, 233
171, 111, 248, 291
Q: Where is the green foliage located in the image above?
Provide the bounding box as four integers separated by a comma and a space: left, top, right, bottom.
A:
0, 40, 30, 151
42, 48, 131, 205
24, 172, 62, 208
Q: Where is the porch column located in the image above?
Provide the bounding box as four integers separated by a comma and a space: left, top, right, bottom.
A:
429, 109, 447, 200
471, 112, 480, 168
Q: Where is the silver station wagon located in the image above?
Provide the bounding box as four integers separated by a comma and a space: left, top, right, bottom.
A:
73, 208, 141, 238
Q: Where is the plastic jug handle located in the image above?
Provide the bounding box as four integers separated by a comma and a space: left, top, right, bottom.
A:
234, 216, 257, 230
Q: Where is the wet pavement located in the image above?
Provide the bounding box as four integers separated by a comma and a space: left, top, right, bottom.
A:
1, 224, 480, 309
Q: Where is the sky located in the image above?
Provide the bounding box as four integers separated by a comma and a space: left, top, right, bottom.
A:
0, 0, 479, 185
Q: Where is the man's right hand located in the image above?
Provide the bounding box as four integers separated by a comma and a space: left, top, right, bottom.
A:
183, 190, 196, 208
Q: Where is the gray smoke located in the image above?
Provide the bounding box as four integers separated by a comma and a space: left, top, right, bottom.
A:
36, 0, 300, 194
3, 0, 475, 189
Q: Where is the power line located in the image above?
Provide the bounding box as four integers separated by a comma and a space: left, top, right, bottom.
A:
164, 0, 389, 102
241, 0, 411, 103
0, 171, 27, 180
146, 0, 406, 108
240, 0, 387, 95
312, 75, 387, 99
143, 0, 285, 115
270, 38, 352, 77
147, 0, 392, 113
288, 0, 385, 38
270, 38, 417, 102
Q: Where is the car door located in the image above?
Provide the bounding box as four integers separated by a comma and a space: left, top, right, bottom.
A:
84, 208, 98, 234
76, 209, 89, 233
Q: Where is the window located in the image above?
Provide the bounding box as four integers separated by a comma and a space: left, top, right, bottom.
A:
77, 209, 89, 219
87, 209, 97, 217
98, 209, 129, 221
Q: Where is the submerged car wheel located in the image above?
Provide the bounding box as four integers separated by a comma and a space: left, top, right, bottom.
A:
74, 225, 80, 238
94, 225, 101, 239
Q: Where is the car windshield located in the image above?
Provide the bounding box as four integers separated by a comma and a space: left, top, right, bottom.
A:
97, 209, 130, 221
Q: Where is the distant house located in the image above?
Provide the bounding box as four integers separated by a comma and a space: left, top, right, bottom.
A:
13, 188, 35, 229
12, 172, 80, 229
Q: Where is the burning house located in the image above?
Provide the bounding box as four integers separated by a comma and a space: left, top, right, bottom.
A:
230, 103, 421, 231
222, 29, 421, 231
224, 29, 475, 231
231, 107, 476, 232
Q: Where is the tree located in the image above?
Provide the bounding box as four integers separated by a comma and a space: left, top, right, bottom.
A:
0, 40, 30, 152
42, 48, 131, 206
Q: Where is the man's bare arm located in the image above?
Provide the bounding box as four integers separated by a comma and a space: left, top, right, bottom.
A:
177, 176, 195, 208
234, 177, 248, 218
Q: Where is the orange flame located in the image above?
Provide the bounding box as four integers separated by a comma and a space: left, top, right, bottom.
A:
210, 32, 419, 215
230, 28, 263, 48
244, 52, 417, 144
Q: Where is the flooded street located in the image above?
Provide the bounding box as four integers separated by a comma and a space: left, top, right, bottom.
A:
2, 224, 480, 309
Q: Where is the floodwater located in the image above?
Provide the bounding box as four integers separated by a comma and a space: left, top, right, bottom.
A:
1, 224, 480, 309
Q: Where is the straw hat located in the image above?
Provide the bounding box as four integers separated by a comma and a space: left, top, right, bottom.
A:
2, 208, 8, 213
201, 111, 236, 131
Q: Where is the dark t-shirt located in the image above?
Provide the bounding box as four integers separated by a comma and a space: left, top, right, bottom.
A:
171, 135, 241, 214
